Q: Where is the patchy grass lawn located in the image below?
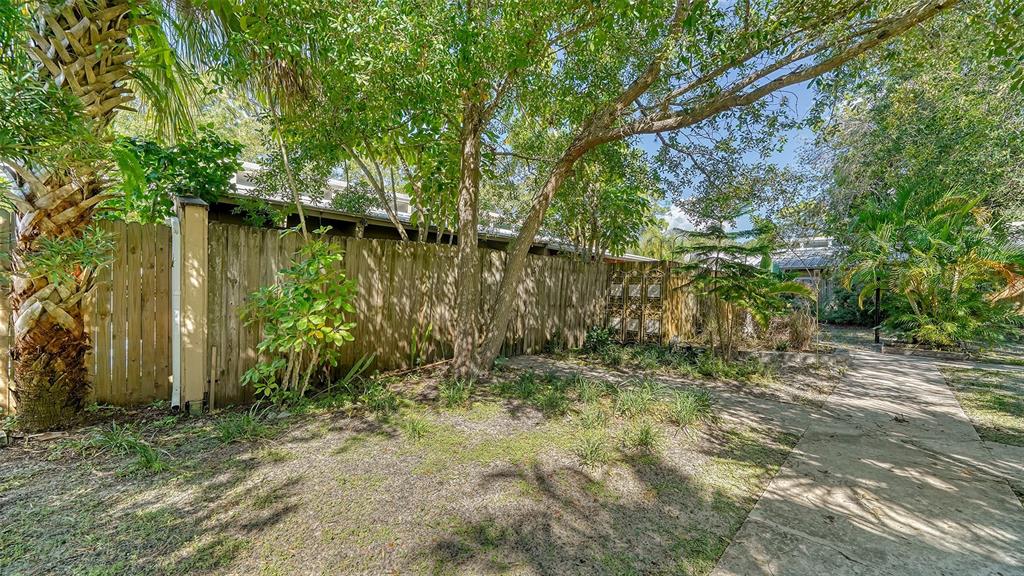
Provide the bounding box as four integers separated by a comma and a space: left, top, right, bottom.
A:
942, 368, 1024, 447
0, 355, 834, 576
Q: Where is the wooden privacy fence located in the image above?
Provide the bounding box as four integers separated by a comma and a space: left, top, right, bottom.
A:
0, 201, 712, 414
0, 205, 612, 412
205, 222, 609, 406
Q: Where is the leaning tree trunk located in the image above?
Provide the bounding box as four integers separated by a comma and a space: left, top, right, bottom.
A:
6, 1, 136, 430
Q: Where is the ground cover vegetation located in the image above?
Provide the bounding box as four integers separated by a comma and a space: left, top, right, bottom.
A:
0, 350, 836, 575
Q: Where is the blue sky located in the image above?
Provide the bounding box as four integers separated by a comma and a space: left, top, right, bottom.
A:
650, 81, 819, 231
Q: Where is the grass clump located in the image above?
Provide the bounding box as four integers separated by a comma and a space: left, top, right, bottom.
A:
665, 389, 716, 431
573, 376, 606, 404
58, 422, 168, 475
400, 414, 432, 440
621, 420, 662, 453
573, 431, 612, 468
576, 404, 609, 430
614, 378, 662, 418
216, 410, 274, 444
359, 379, 401, 416
438, 378, 474, 408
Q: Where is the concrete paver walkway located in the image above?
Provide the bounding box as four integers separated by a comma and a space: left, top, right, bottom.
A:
713, 350, 1024, 576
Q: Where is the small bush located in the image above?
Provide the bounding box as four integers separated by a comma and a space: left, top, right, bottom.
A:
438, 378, 474, 408
621, 420, 662, 453
359, 379, 401, 416
573, 431, 612, 468
583, 327, 615, 352
666, 389, 716, 430
216, 411, 273, 444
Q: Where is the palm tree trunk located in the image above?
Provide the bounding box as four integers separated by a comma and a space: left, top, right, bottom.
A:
7, 1, 135, 429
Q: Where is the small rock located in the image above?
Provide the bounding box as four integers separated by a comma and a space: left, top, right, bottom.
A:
893, 413, 909, 423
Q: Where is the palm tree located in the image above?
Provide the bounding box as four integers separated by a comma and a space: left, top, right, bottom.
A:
2, 1, 217, 429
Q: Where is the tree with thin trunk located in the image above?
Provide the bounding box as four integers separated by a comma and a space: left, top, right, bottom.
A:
468, 0, 971, 372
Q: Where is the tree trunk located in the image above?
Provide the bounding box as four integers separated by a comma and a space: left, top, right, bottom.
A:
476, 141, 592, 369
451, 98, 485, 378
5, 1, 135, 429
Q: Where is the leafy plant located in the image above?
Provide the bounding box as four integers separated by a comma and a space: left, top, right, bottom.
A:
241, 227, 358, 403
582, 327, 615, 353
20, 224, 114, 285
111, 129, 243, 224
842, 186, 1024, 348
438, 378, 474, 408
674, 216, 814, 359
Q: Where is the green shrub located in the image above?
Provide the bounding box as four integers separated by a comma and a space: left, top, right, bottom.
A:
583, 327, 615, 352
438, 378, 474, 408
573, 431, 612, 468
240, 227, 358, 404
665, 390, 716, 430
621, 420, 662, 453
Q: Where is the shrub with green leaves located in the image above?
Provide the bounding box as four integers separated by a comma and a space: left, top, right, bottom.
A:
110, 129, 243, 224
241, 227, 358, 404
583, 327, 615, 353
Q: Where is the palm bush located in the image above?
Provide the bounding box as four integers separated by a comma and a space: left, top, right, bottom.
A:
843, 186, 1024, 348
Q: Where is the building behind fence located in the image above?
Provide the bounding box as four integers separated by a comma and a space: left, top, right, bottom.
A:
0, 204, 699, 413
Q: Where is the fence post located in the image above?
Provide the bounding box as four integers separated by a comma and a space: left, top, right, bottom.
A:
176, 197, 208, 414
0, 210, 11, 417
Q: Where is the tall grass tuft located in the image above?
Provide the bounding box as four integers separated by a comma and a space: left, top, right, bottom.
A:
666, 389, 716, 431
438, 378, 474, 408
